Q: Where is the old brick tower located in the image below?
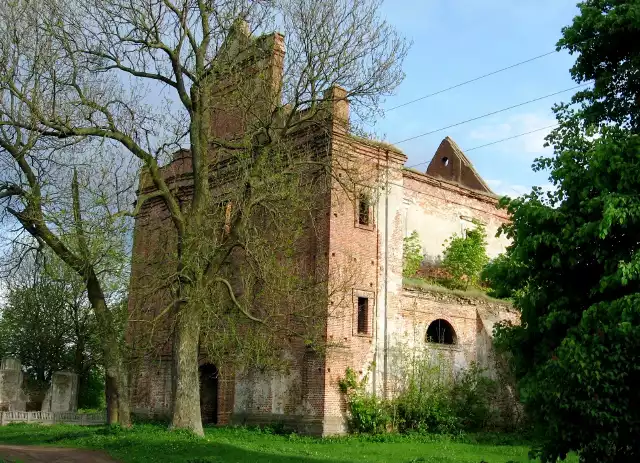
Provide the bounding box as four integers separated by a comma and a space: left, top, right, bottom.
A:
127, 23, 516, 435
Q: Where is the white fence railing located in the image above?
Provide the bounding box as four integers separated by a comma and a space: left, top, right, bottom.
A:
0, 411, 106, 426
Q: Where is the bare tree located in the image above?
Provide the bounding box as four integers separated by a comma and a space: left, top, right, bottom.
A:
0, 5, 136, 421
0, 139, 135, 424
0, 0, 408, 434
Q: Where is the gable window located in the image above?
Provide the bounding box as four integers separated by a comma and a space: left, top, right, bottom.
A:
357, 297, 369, 334
358, 193, 370, 226
426, 319, 457, 345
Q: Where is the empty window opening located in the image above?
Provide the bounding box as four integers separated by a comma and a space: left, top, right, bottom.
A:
442, 157, 449, 167
426, 319, 456, 344
357, 297, 369, 334
358, 193, 370, 225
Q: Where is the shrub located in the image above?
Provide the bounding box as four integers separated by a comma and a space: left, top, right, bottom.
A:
441, 221, 489, 290
339, 355, 502, 436
450, 364, 499, 432
480, 253, 524, 300
78, 368, 106, 410
403, 231, 424, 278
339, 367, 392, 434
394, 379, 459, 434
347, 394, 392, 434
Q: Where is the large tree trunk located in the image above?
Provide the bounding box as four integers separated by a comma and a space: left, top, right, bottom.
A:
170, 305, 203, 436
87, 276, 130, 426
117, 359, 131, 426
103, 331, 131, 426
105, 367, 119, 424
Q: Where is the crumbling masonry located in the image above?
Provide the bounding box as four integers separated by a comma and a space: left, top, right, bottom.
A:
127, 23, 517, 435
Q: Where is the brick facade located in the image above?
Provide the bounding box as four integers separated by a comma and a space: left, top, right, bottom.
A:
127, 23, 517, 435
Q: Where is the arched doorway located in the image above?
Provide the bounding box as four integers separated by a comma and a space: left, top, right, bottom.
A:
199, 363, 218, 425
426, 319, 457, 345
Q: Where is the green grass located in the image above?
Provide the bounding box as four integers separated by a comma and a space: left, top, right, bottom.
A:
0, 423, 578, 463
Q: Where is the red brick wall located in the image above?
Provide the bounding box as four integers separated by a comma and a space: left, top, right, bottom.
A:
320, 134, 407, 433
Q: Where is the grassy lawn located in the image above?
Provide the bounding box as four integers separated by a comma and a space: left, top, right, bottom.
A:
0, 423, 577, 463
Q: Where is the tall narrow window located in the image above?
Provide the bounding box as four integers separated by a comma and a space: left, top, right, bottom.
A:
358, 193, 370, 225
357, 297, 369, 334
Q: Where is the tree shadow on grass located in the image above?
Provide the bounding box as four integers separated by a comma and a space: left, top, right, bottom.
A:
0, 425, 354, 463
100, 436, 355, 463
0, 426, 92, 445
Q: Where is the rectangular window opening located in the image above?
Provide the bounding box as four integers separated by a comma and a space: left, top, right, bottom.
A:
358, 193, 370, 226
357, 297, 369, 334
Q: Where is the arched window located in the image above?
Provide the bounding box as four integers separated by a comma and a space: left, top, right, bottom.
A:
426, 319, 457, 345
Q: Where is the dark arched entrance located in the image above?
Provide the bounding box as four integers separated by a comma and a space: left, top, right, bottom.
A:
199, 363, 218, 425
426, 319, 457, 345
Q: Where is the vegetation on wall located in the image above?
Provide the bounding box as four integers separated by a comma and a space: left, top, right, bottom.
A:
402, 223, 492, 294
402, 231, 424, 279
441, 221, 489, 290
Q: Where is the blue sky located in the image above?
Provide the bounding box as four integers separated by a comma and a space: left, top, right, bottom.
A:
372, 0, 581, 196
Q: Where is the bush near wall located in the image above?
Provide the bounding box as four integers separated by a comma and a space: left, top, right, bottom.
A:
339, 361, 506, 435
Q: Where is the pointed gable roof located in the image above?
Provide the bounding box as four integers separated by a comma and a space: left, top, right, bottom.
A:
425, 137, 493, 194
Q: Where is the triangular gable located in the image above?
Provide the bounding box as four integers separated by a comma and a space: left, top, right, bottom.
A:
426, 137, 493, 193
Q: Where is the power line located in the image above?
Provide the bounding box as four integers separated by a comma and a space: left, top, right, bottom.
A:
405, 123, 559, 170
386, 50, 558, 112
465, 123, 559, 152
392, 83, 587, 145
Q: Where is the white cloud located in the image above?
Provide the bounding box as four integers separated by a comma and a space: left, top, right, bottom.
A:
469, 112, 556, 156
486, 179, 555, 197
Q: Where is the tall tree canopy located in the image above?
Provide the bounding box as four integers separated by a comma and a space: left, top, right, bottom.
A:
494, 1, 640, 461
559, 0, 640, 131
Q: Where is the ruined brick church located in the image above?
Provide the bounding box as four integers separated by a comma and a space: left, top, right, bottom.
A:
127, 23, 516, 435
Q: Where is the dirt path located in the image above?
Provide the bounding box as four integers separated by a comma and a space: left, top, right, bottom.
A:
0, 445, 118, 462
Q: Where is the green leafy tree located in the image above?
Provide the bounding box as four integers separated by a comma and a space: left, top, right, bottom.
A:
493, 2, 640, 461
0, 281, 71, 388
495, 126, 640, 463
558, 0, 640, 132
480, 253, 525, 300
441, 221, 488, 290
403, 231, 423, 278
0, 252, 106, 409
